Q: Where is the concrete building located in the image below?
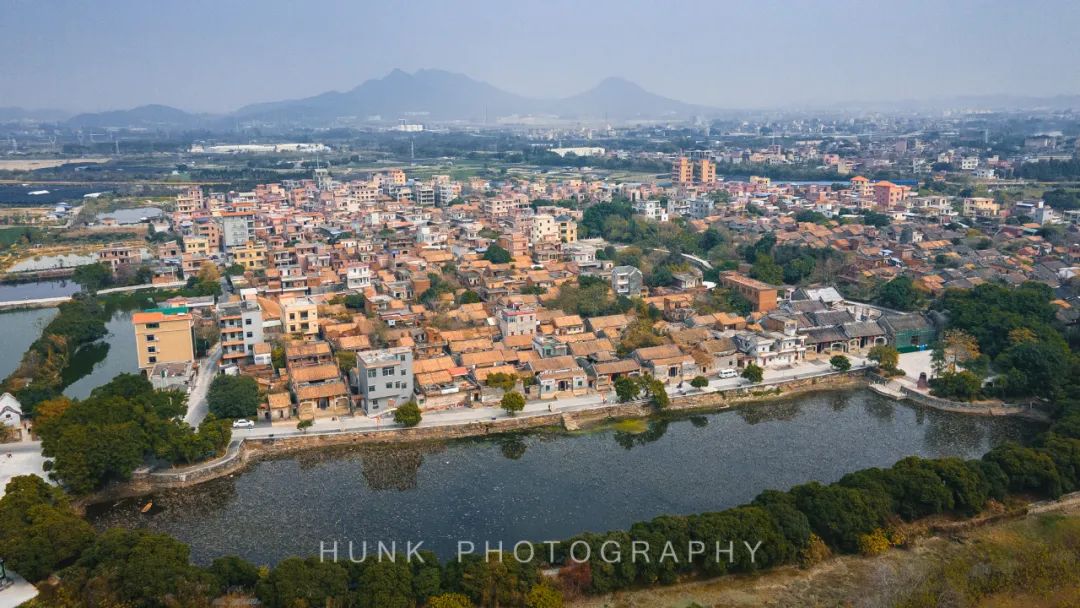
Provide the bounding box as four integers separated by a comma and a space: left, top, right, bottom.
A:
132, 307, 195, 372
498, 304, 537, 338
719, 271, 778, 312
611, 265, 643, 298
353, 347, 414, 416
221, 212, 255, 249
282, 297, 320, 337
0, 392, 23, 432
672, 156, 693, 185
217, 299, 264, 366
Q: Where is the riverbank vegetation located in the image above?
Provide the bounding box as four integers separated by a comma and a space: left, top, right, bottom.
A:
930, 282, 1077, 402
33, 374, 232, 494
1, 294, 111, 412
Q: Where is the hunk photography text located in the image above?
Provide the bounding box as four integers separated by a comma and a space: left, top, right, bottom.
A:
318, 539, 767, 565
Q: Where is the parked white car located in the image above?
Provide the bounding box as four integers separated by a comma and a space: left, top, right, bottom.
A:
232, 419, 255, 429
719, 369, 739, 379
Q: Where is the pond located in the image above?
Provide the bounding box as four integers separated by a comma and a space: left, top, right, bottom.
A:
0, 279, 81, 301
63, 309, 137, 399
87, 391, 1037, 565
0, 307, 58, 379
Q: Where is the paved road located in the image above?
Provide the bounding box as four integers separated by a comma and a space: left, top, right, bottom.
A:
0, 439, 49, 499
184, 343, 222, 427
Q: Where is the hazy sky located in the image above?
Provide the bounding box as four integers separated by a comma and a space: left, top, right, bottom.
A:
2, 0, 1079, 113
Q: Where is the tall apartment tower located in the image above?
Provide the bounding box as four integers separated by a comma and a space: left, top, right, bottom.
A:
697, 159, 716, 184
672, 156, 693, 185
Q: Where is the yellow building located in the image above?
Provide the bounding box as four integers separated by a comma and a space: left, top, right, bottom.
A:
556, 215, 578, 243
672, 156, 693, 185
232, 242, 268, 270
697, 159, 715, 184
282, 297, 320, 337
132, 308, 195, 372
182, 235, 211, 256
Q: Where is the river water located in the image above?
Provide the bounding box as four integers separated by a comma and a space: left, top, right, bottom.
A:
87, 391, 1036, 565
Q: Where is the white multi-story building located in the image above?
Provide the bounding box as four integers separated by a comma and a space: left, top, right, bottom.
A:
352, 347, 414, 416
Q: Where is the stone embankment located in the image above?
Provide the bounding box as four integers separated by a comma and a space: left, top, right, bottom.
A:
77, 370, 869, 506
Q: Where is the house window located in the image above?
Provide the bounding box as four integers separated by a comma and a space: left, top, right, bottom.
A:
147, 346, 157, 353
382, 367, 394, 377
367, 369, 376, 378
148, 356, 157, 363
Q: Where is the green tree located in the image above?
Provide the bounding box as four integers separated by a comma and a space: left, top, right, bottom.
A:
394, 401, 423, 427
484, 372, 518, 391
482, 244, 512, 264
742, 363, 764, 384
357, 559, 415, 608
501, 391, 526, 416
690, 375, 709, 388
209, 555, 261, 591
867, 344, 899, 372
749, 253, 783, 285
257, 556, 350, 608
526, 583, 564, 608
72, 262, 113, 292
876, 276, 924, 311
428, 593, 474, 608
335, 350, 357, 374
614, 376, 640, 402
207, 374, 261, 419
829, 355, 851, 372
0, 475, 96, 582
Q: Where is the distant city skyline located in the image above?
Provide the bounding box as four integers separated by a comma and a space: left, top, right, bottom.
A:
2, 0, 1079, 113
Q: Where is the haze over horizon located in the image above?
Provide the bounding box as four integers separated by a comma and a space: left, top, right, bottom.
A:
2, 0, 1080, 114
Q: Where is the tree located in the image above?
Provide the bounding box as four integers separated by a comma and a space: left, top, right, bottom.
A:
933, 329, 981, 375
501, 391, 526, 416
482, 244, 512, 264
256, 556, 350, 608
929, 370, 983, 401
640, 375, 669, 409
428, 593, 474, 608
210, 555, 261, 591
742, 363, 764, 384
829, 355, 851, 372
749, 253, 783, 285
484, 372, 518, 391
614, 376, 640, 402
335, 351, 357, 374
867, 345, 899, 372
207, 374, 261, 419
72, 262, 113, 292
526, 583, 564, 608
394, 401, 422, 427
457, 290, 482, 305
690, 376, 709, 389
876, 276, 924, 311
0, 475, 96, 582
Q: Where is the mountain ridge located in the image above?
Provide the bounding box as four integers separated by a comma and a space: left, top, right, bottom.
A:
63, 69, 712, 128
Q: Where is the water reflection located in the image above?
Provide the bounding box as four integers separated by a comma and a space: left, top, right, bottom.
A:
87, 390, 1040, 565
613, 419, 670, 449
499, 436, 528, 460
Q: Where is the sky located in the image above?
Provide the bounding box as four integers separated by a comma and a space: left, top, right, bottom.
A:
2, 0, 1079, 113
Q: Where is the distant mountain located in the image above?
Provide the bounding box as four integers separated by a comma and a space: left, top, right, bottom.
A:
233, 69, 710, 125
65, 104, 208, 129
235, 69, 542, 124
552, 76, 709, 119
46, 70, 719, 128
0, 106, 70, 123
